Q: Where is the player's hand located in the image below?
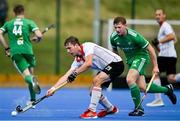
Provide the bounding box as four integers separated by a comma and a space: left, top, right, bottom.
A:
5, 47, 10, 57
68, 71, 77, 82
46, 87, 56, 97
152, 66, 159, 75
152, 38, 159, 47
31, 36, 42, 42
151, 38, 160, 52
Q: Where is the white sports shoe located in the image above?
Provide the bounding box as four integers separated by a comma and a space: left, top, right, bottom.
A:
146, 99, 165, 107
26, 101, 36, 109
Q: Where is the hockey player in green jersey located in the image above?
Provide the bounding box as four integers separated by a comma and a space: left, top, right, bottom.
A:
0, 4, 42, 106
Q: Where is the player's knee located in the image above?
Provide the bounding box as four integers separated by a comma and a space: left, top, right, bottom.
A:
92, 77, 102, 87
139, 86, 146, 92
167, 75, 176, 83
126, 77, 135, 86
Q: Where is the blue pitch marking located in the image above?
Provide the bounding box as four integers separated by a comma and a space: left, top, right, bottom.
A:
0, 88, 180, 120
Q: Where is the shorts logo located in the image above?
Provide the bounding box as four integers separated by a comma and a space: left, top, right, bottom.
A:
105, 66, 112, 71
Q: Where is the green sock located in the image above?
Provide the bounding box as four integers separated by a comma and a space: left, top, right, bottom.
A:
24, 75, 33, 85
129, 84, 142, 109
148, 83, 168, 93
25, 75, 36, 101
28, 84, 36, 101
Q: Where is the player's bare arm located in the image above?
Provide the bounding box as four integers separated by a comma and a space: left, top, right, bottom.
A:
0, 30, 10, 56
146, 44, 159, 74
32, 29, 43, 42
159, 33, 175, 43
75, 54, 93, 74
46, 68, 74, 96
0, 30, 9, 49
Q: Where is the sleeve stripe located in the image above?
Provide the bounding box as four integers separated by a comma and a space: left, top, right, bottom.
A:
142, 42, 149, 48
0, 28, 5, 31
32, 27, 39, 32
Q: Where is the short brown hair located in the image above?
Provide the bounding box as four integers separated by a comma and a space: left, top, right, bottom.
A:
113, 16, 126, 25
64, 36, 80, 46
156, 9, 166, 14
13, 4, 24, 15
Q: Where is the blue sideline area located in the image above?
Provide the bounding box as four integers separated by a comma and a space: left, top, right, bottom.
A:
0, 88, 180, 121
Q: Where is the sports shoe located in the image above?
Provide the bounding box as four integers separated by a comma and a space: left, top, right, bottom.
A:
32, 77, 41, 94
146, 99, 164, 107
97, 106, 119, 117
26, 100, 36, 109
80, 109, 97, 119
129, 108, 144, 116
165, 84, 177, 104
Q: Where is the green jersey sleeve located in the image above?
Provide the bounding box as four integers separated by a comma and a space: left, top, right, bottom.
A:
110, 32, 118, 49
29, 20, 39, 32
0, 21, 8, 33
135, 33, 149, 49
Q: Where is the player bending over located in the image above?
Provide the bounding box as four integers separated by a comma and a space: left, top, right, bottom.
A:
46, 36, 124, 119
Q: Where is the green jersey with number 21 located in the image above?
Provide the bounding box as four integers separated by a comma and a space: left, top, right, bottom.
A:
0, 18, 39, 56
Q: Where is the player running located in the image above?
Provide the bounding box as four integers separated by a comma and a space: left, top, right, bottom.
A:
46, 36, 124, 119
110, 16, 177, 116
146, 9, 180, 107
0, 4, 42, 105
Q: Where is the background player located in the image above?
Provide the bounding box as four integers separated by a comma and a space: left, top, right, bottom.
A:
146, 9, 180, 107
0, 4, 42, 106
110, 16, 177, 116
46, 36, 124, 119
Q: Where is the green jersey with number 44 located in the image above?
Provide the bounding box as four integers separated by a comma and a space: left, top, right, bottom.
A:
0, 17, 39, 56
110, 28, 150, 65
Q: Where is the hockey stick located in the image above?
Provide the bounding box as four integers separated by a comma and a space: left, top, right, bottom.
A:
31, 24, 55, 41
15, 81, 68, 114
136, 73, 156, 109
41, 24, 55, 34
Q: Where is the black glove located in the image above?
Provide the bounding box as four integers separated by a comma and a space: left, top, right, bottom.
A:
31, 36, 42, 42
152, 38, 159, 47
68, 71, 77, 82
5, 47, 10, 57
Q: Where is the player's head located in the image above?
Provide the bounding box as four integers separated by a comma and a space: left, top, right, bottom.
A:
155, 9, 166, 25
113, 16, 127, 36
64, 36, 81, 57
13, 4, 24, 16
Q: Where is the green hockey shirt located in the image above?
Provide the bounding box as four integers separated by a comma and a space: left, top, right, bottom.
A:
110, 28, 150, 65
0, 17, 39, 56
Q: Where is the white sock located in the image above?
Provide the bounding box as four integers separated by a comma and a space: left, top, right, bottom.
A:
99, 94, 113, 111
88, 87, 102, 112
153, 79, 162, 100
175, 73, 180, 82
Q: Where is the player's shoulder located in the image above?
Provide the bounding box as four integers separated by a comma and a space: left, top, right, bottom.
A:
110, 31, 118, 40
4, 19, 14, 25
127, 28, 138, 37
83, 42, 95, 47
162, 21, 173, 28
163, 21, 171, 26
23, 18, 35, 23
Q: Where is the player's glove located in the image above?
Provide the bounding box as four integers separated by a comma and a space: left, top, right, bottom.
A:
152, 38, 159, 47
5, 47, 10, 57
31, 36, 42, 42
68, 71, 77, 82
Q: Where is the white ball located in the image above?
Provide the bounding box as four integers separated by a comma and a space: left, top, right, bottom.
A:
11, 111, 17, 116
